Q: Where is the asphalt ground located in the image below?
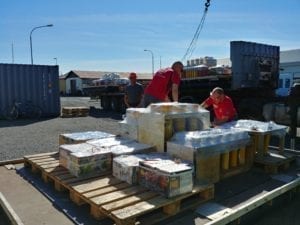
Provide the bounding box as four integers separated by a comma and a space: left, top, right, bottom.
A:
0, 97, 122, 162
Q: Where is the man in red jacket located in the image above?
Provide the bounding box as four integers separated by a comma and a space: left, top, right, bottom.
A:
143, 61, 184, 107
200, 87, 237, 126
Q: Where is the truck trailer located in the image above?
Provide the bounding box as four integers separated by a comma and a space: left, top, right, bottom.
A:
83, 41, 299, 132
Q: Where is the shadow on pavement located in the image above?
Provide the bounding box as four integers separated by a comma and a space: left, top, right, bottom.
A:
88, 107, 123, 120
17, 166, 113, 225
0, 117, 56, 128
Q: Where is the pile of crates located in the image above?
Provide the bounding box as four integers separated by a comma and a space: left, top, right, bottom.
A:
61, 106, 90, 117
57, 103, 289, 199
120, 103, 211, 151
58, 130, 194, 198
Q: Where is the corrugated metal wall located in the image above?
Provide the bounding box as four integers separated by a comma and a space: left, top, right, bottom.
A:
0, 63, 60, 117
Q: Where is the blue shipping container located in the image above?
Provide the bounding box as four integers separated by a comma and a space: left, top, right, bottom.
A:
0, 63, 60, 118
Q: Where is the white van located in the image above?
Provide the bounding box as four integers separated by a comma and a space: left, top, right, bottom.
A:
276, 73, 293, 96
276, 72, 300, 96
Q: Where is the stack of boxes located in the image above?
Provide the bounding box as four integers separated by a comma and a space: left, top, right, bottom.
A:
59, 134, 155, 178
59, 131, 115, 145
120, 103, 211, 152
64, 143, 112, 177
113, 154, 148, 185
220, 119, 288, 156
113, 153, 193, 197
138, 156, 193, 198
57, 103, 273, 199
167, 129, 250, 183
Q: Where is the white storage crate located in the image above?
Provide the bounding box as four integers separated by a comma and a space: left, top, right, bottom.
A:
59, 131, 115, 145
59, 143, 93, 168
110, 142, 155, 157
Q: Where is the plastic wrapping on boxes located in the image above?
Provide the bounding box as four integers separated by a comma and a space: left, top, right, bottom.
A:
59, 131, 115, 145
87, 137, 135, 149
219, 119, 288, 136
138, 112, 166, 151
110, 142, 155, 157
167, 128, 250, 158
119, 121, 139, 140
124, 108, 149, 124
68, 146, 112, 177
59, 143, 92, 168
119, 102, 210, 152
113, 154, 148, 184
167, 129, 250, 183
138, 157, 193, 198
139, 109, 210, 152
120, 108, 149, 140
149, 102, 200, 114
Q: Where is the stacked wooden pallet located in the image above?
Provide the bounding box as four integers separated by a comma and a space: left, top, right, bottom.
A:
23, 152, 214, 225
61, 107, 89, 117
254, 149, 296, 174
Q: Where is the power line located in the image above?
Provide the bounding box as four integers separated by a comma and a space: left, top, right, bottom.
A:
182, 0, 211, 62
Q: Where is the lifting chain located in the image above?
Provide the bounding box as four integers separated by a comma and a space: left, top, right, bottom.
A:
205, 0, 211, 11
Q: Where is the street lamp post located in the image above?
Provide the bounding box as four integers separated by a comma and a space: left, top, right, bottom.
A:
53, 57, 57, 65
30, 24, 53, 64
144, 49, 154, 75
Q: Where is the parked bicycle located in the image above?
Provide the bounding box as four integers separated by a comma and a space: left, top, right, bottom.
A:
4, 100, 42, 120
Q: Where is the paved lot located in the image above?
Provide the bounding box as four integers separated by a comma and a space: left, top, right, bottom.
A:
0, 97, 122, 161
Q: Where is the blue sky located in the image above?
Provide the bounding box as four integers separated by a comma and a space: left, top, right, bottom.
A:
0, 0, 299, 74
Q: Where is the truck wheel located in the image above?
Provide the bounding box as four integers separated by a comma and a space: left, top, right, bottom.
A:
111, 96, 126, 112
111, 97, 121, 112
120, 100, 126, 113
101, 96, 111, 111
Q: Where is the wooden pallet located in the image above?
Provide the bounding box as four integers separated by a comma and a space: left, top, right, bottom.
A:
254, 150, 296, 174
23, 152, 214, 225
61, 107, 89, 117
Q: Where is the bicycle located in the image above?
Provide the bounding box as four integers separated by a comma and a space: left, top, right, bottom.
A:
4, 100, 42, 120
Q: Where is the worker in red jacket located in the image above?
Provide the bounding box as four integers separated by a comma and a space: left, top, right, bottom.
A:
200, 87, 237, 126
143, 61, 184, 107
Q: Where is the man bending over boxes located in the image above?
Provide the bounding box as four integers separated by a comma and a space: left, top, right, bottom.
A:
200, 87, 237, 126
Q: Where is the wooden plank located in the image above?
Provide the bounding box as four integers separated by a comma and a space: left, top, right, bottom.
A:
24, 152, 58, 160
30, 156, 58, 163
101, 191, 159, 212
38, 162, 60, 169
31, 159, 58, 165
90, 186, 147, 206
83, 182, 131, 199
112, 195, 172, 220
111, 184, 213, 220
61, 175, 104, 186
70, 175, 120, 192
